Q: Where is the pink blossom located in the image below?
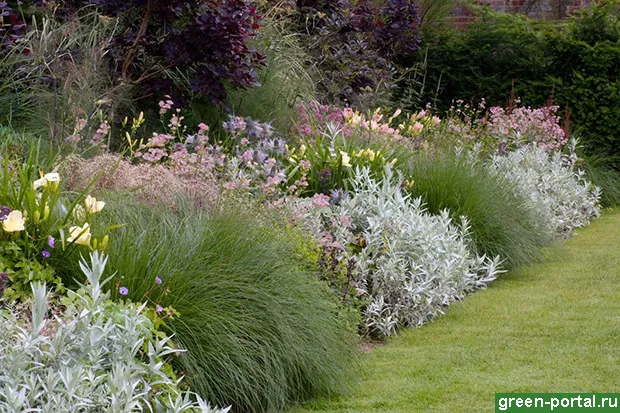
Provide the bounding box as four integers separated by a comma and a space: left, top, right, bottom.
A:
311, 193, 331, 208
141, 148, 166, 163
65, 134, 82, 144
341, 215, 352, 228
241, 150, 254, 163
159, 99, 174, 115
198, 123, 209, 134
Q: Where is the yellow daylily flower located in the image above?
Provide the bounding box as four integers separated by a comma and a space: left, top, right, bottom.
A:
33, 172, 60, 190
85, 195, 105, 214
340, 151, 352, 168
67, 223, 91, 247
2, 210, 25, 232
367, 149, 376, 161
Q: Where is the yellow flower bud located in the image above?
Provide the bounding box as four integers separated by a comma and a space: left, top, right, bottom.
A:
101, 235, 109, 250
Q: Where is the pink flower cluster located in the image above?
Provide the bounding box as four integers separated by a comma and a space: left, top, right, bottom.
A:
159, 96, 174, 115
91, 122, 111, 145
133, 119, 226, 180
295, 102, 353, 137
295, 102, 443, 148
487, 105, 567, 150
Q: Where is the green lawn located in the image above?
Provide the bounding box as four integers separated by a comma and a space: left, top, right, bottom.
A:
294, 209, 620, 413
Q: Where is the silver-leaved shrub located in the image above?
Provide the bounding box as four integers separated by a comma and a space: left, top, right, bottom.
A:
0, 252, 228, 413
298, 167, 502, 337
489, 141, 601, 238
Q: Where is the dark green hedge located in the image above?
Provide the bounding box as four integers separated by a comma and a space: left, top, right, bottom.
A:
414, 0, 620, 161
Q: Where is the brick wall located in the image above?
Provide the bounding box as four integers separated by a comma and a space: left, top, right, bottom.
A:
451, 0, 592, 25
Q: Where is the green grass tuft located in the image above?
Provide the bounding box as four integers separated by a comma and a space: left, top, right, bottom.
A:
580, 152, 620, 208
401, 150, 554, 270
54, 195, 355, 413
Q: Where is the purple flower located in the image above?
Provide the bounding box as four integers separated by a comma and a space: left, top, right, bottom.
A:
155, 276, 162, 285
0, 206, 11, 221
119, 286, 129, 296
156, 305, 164, 314
42, 250, 51, 258
48, 236, 55, 248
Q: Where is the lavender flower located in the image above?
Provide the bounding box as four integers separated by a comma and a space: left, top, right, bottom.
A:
244, 118, 263, 138
254, 150, 268, 165
330, 188, 349, 205
48, 236, 55, 248
155, 276, 162, 285
156, 305, 164, 314
119, 286, 129, 296
222, 115, 247, 133
42, 250, 51, 259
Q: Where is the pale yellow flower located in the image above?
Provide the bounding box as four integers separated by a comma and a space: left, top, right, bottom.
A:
85, 195, 105, 214
367, 149, 376, 161
67, 223, 91, 247
340, 151, 352, 168
2, 210, 25, 232
33, 172, 60, 190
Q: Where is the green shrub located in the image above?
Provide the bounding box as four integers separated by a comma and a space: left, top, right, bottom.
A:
54, 195, 355, 413
419, 9, 551, 109
401, 150, 554, 270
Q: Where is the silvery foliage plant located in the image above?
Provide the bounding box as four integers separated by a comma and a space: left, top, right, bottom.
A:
299, 166, 502, 337
0, 252, 229, 413
489, 140, 601, 238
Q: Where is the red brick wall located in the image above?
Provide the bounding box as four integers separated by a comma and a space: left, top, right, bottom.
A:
451, 0, 592, 25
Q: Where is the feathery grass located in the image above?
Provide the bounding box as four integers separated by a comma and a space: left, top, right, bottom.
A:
401, 150, 554, 270
225, 8, 316, 131
54, 195, 355, 413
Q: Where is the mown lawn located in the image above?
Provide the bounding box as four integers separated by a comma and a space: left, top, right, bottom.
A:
294, 209, 620, 413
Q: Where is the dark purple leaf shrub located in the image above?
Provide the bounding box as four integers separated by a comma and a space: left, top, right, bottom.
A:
0, 1, 29, 54
295, 0, 421, 108
35, 0, 266, 104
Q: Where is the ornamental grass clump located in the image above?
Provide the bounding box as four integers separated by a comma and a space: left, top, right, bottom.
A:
402, 149, 554, 270
0, 252, 226, 413
55, 195, 356, 413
